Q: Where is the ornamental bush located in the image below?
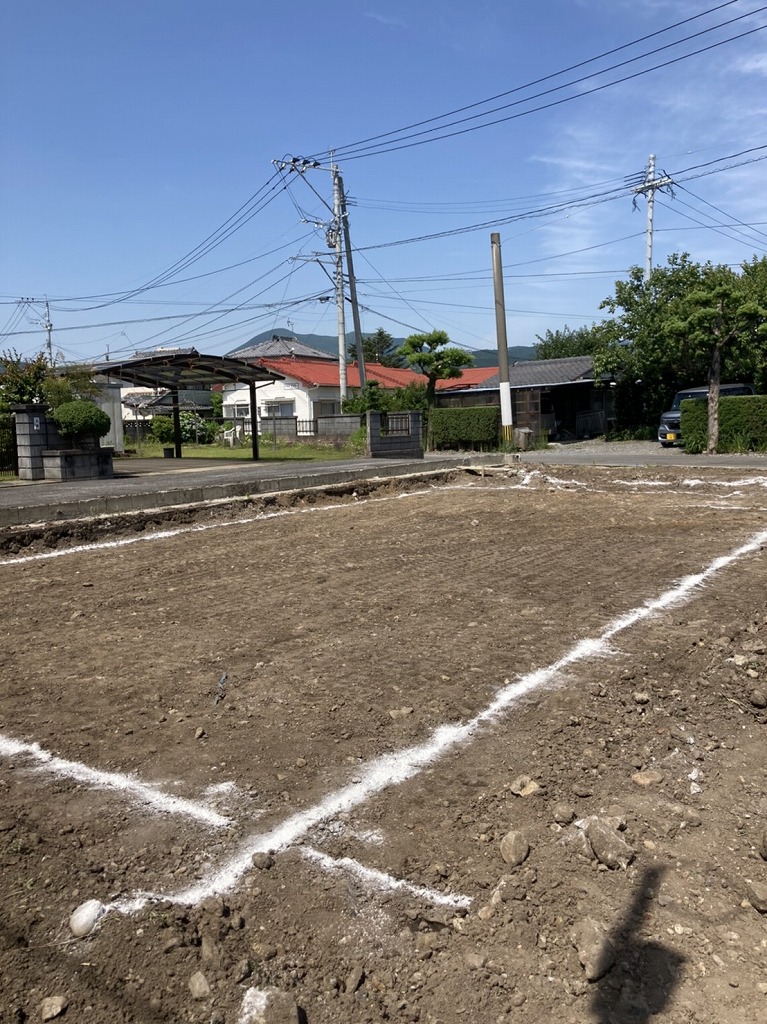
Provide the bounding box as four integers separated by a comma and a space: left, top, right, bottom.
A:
52, 400, 111, 441
681, 394, 767, 453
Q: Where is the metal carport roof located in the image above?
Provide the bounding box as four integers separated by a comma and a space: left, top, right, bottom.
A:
91, 348, 283, 459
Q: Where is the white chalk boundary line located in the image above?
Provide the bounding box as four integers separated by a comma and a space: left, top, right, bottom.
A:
106, 526, 767, 915
0, 735, 230, 828
299, 845, 472, 909
4, 467, 757, 569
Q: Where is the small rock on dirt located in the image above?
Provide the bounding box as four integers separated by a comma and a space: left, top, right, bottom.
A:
345, 965, 365, 994
632, 769, 663, 787
189, 971, 211, 999
69, 898, 106, 937
251, 852, 275, 870
388, 707, 414, 720
41, 996, 68, 1021
745, 880, 767, 913
759, 830, 767, 861
552, 802, 575, 824
749, 689, 767, 709
585, 819, 635, 870
499, 830, 530, 867
509, 774, 541, 798
571, 918, 615, 981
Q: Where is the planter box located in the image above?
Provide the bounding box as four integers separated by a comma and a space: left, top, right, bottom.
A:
42, 448, 114, 481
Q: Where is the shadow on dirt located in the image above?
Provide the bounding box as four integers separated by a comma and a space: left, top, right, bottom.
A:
590, 866, 684, 1024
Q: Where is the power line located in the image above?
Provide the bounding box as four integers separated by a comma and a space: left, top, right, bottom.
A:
313, 0, 744, 159
322, 7, 766, 161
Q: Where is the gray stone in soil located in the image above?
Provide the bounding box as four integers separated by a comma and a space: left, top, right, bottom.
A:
345, 965, 365, 995
760, 829, 767, 861
552, 802, 576, 824
749, 689, 767, 709
745, 880, 767, 913
188, 971, 211, 999
571, 918, 616, 981
256, 990, 303, 1022
41, 996, 68, 1021
499, 830, 530, 867
585, 818, 635, 870
251, 852, 275, 870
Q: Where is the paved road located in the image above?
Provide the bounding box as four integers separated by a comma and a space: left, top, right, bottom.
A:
1, 442, 764, 528
520, 439, 767, 471
0, 452, 502, 528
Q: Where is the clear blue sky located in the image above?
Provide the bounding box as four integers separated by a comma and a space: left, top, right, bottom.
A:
2, 0, 766, 363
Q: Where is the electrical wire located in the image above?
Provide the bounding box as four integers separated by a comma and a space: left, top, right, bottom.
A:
320, 6, 766, 161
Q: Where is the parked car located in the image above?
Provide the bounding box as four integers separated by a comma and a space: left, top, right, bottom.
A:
658, 383, 755, 447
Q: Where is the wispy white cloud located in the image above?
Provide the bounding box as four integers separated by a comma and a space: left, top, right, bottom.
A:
363, 11, 408, 30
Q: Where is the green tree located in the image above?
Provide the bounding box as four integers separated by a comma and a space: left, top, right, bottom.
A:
0, 350, 101, 412
0, 350, 50, 408
534, 322, 617, 360
595, 254, 767, 449
348, 328, 404, 368
397, 330, 474, 406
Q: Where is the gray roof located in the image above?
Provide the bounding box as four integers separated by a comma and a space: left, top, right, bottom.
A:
228, 335, 333, 361
91, 348, 283, 389
461, 355, 597, 391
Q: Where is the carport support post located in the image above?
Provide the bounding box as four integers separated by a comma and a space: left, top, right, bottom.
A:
249, 380, 259, 460
171, 390, 182, 458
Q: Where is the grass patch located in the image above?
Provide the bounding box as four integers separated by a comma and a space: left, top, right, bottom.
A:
127, 439, 363, 462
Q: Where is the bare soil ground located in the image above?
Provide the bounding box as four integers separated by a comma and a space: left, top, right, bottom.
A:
0, 464, 766, 1024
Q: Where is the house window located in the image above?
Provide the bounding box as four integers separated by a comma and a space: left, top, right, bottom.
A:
262, 401, 295, 418
234, 404, 250, 418
315, 400, 341, 416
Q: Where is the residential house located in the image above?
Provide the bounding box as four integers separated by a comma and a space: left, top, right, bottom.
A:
221, 337, 424, 428
436, 356, 615, 439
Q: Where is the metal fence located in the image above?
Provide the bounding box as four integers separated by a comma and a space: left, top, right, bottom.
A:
0, 416, 18, 479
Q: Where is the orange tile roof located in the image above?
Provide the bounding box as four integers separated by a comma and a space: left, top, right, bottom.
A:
436, 367, 499, 390
257, 356, 426, 389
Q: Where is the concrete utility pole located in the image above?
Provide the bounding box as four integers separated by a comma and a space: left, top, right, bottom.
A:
330, 163, 348, 400
632, 154, 673, 281
490, 233, 513, 442
44, 301, 53, 364
335, 170, 366, 387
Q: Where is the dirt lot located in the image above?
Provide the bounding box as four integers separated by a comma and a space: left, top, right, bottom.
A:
1, 464, 766, 1024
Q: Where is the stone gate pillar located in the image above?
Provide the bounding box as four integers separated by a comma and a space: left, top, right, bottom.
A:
11, 404, 64, 480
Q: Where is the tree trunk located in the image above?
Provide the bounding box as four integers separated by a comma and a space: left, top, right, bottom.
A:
707, 344, 722, 455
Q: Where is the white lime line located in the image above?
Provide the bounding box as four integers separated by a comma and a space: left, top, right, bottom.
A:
0, 735, 230, 828
300, 845, 471, 909
108, 526, 766, 911
0, 471, 588, 568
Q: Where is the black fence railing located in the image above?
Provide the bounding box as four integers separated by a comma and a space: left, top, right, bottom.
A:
0, 416, 18, 479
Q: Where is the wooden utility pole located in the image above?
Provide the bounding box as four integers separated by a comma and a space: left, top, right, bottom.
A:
491, 233, 513, 442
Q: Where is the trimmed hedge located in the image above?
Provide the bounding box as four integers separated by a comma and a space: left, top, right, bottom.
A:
681, 394, 767, 453
429, 406, 500, 451
53, 400, 111, 440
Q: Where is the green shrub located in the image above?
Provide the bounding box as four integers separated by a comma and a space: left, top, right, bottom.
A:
681, 394, 767, 453
52, 400, 111, 441
150, 415, 175, 444
428, 406, 500, 450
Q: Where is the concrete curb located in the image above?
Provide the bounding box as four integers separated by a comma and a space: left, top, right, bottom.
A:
0, 455, 506, 528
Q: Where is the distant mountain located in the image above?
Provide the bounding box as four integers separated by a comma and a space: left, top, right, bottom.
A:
229, 328, 535, 366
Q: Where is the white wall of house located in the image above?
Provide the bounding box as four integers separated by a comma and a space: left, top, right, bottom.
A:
222, 379, 342, 423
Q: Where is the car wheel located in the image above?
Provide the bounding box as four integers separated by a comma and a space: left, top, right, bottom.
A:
659, 442, 671, 448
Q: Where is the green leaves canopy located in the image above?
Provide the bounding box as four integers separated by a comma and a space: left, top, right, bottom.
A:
398, 330, 474, 406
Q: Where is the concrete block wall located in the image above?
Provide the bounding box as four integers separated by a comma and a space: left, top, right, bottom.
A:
366, 411, 424, 459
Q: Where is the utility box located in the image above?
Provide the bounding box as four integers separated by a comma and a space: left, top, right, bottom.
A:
513, 427, 534, 451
